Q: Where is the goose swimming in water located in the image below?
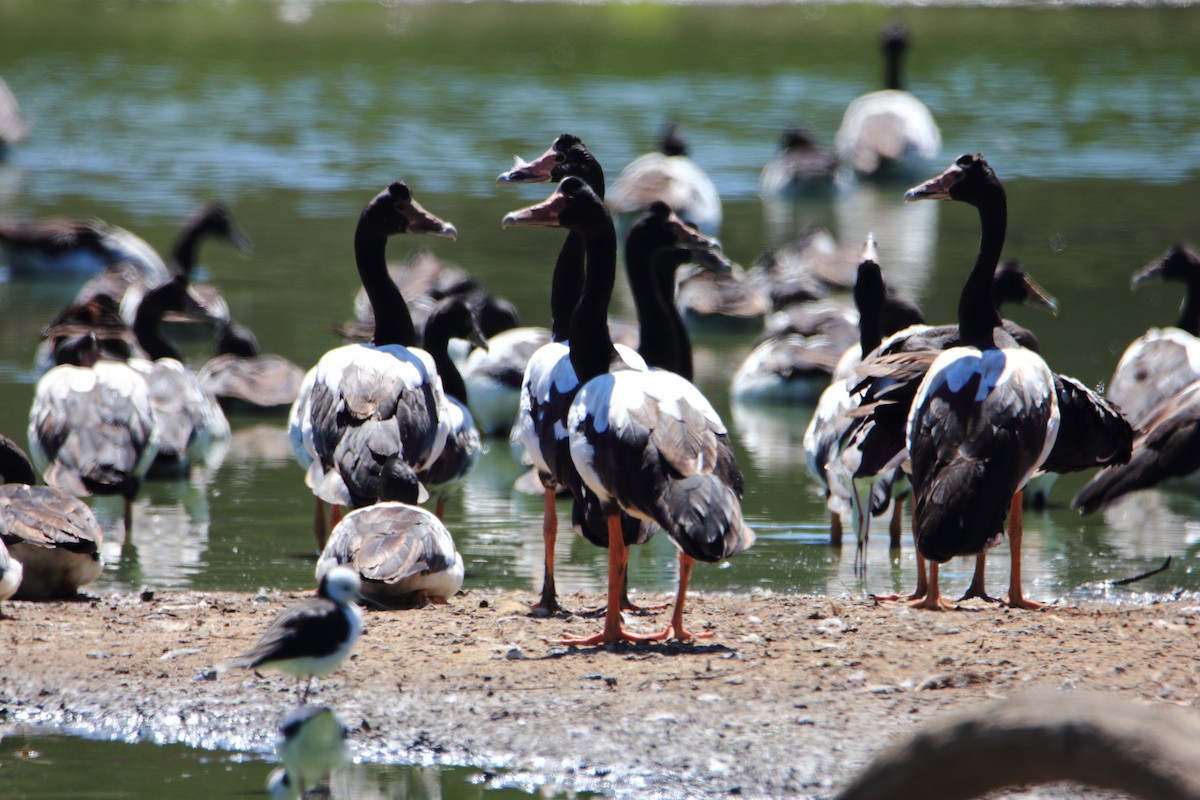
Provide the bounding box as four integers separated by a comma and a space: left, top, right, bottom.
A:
198, 318, 306, 412
0, 433, 103, 599
289, 181, 455, 549
609, 122, 723, 236
0, 214, 168, 280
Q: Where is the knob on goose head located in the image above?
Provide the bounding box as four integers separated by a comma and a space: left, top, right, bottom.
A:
502, 176, 608, 232
1132, 242, 1200, 288
496, 133, 605, 196
904, 153, 1003, 208
363, 181, 458, 240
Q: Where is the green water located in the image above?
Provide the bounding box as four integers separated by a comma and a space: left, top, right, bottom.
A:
2, 0, 1200, 791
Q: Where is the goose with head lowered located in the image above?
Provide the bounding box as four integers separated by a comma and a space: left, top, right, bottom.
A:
28, 331, 157, 535
198, 318, 306, 412
317, 454, 463, 609
0, 433, 103, 599
505, 176, 754, 644
288, 181, 455, 550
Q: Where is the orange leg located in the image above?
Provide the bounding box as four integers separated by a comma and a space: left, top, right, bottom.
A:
829, 513, 843, 547
532, 489, 561, 613
558, 511, 660, 645
435, 498, 447, 521
657, 553, 712, 642
909, 560, 955, 611
329, 504, 343, 530
960, 553, 999, 603
1003, 491, 1044, 610
889, 497, 904, 549
124, 498, 134, 541
313, 498, 327, 551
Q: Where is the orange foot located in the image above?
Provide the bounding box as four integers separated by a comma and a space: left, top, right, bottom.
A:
656, 624, 714, 642
1002, 593, 1046, 610
557, 626, 665, 646
907, 593, 957, 611
870, 590, 923, 603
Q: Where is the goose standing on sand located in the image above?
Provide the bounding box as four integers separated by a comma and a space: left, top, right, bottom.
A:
128, 275, 230, 473
198, 318, 306, 412
894, 155, 1059, 611
29, 332, 157, 534
220, 565, 362, 702
505, 177, 754, 643
289, 181, 454, 549
835, 21, 941, 180
416, 297, 486, 519
609, 122, 723, 235
0, 434, 103, 599
1105, 243, 1200, 430
317, 455, 463, 608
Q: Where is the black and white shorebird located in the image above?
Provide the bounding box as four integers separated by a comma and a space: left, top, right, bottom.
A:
221, 565, 363, 701
289, 181, 455, 549
317, 455, 464, 609
267, 704, 350, 800
505, 177, 754, 643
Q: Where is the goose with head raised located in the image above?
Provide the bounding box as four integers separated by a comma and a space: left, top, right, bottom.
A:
608, 121, 723, 236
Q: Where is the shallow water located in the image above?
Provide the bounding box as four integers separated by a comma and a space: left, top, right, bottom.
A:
1, 1, 1199, 610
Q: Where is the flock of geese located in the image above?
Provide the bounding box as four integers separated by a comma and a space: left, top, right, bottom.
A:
0, 22, 1197, 654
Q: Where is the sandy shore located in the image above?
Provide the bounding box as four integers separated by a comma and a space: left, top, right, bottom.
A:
2, 587, 1197, 799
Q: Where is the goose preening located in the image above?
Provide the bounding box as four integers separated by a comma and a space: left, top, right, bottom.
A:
0, 214, 168, 280
128, 275, 231, 474
316, 455, 464, 608
834, 691, 1200, 800
28, 332, 158, 534
608, 122, 723, 236
675, 257, 772, 333
0, 433, 103, 599
268, 705, 350, 800
759, 128, 839, 198
0, 76, 30, 154
505, 176, 753, 644
834, 21, 942, 180
220, 565, 362, 702
197, 319, 306, 412
1105, 242, 1200, 430
288, 181, 455, 549
416, 296, 486, 519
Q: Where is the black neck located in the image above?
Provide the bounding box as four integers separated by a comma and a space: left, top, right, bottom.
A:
133, 295, 184, 361
0, 435, 36, 485
550, 232, 586, 342
568, 216, 620, 385
856, 275, 885, 355
884, 43, 904, 90
171, 221, 205, 277
422, 318, 467, 404
626, 230, 691, 379
355, 223, 418, 347
958, 192, 1007, 346
1177, 276, 1200, 334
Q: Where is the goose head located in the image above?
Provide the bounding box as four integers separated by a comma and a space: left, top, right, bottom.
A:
1132, 242, 1200, 289
497, 133, 604, 195
502, 176, 608, 233
904, 153, 1004, 209
994, 259, 1059, 314
633, 201, 732, 275
184, 201, 253, 261
376, 454, 428, 505
425, 295, 489, 351
362, 181, 458, 240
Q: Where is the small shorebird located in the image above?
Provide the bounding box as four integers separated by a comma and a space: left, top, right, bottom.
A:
221, 566, 362, 701
267, 704, 350, 799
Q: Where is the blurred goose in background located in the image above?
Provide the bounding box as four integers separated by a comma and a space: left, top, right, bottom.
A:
128, 275, 230, 474
1105, 243, 1200, 430
33, 296, 145, 376
0, 433, 103, 599
220, 566, 362, 702
609, 121, 723, 235
289, 181, 454, 549
507, 177, 753, 644
835, 21, 941, 180
317, 455, 464, 608
416, 297, 485, 519
759, 128, 839, 198
0, 76, 30, 154
198, 318, 305, 412
28, 332, 157, 534
675, 257, 772, 333
0, 214, 168, 280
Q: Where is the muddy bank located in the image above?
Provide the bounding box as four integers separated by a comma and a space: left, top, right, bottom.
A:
2, 588, 1197, 798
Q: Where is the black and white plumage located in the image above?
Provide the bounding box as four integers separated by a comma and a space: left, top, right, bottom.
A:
759, 128, 839, 198
128, 275, 230, 473
0, 76, 30, 154
269, 705, 350, 800
289, 181, 455, 547
0, 434, 103, 599
221, 565, 363, 701
415, 297, 485, 520
608, 122, 723, 236
28, 333, 158, 534
317, 456, 463, 608
835, 21, 941, 179
198, 319, 306, 412
507, 176, 753, 643
0, 215, 168, 280
0, 538, 20, 616
1106, 243, 1200, 431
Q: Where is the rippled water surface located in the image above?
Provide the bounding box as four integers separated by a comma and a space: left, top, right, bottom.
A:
2, 0, 1200, 612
